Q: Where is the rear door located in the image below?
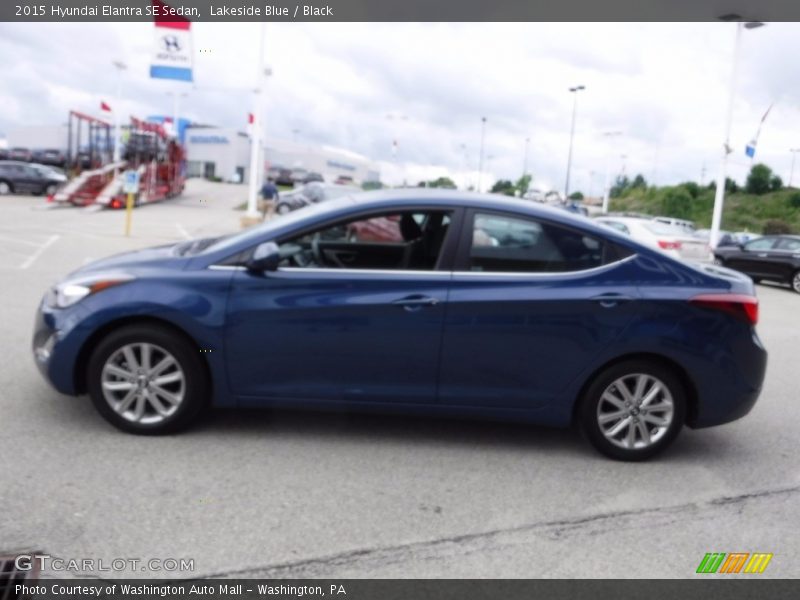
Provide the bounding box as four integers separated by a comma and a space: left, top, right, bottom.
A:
438, 209, 641, 410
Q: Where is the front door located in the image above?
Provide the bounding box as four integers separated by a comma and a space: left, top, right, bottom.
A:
224, 208, 457, 405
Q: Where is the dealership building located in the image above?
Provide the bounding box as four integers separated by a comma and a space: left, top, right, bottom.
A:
184, 126, 381, 185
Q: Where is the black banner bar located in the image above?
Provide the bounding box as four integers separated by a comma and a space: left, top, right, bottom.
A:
5, 579, 799, 600
4, 0, 800, 22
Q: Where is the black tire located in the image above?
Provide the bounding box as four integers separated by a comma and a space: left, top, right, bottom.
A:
792, 270, 800, 295
578, 359, 686, 461
86, 324, 209, 434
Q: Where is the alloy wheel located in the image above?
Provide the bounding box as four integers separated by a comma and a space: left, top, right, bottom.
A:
0, 182, 10, 195
101, 342, 185, 425
596, 373, 675, 450
793, 271, 800, 294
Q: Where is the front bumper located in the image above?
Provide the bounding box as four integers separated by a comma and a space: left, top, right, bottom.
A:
32, 299, 87, 396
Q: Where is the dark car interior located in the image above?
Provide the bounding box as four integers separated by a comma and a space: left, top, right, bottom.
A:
469, 216, 614, 273
278, 211, 452, 271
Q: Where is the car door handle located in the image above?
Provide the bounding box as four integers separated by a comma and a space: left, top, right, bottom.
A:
392, 295, 440, 311
591, 293, 634, 308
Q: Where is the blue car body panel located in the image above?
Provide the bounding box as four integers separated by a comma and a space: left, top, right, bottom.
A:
32, 189, 767, 430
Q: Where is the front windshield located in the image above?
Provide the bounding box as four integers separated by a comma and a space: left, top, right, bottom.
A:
202, 194, 359, 254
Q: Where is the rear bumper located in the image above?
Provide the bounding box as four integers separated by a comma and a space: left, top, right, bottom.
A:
686, 330, 768, 428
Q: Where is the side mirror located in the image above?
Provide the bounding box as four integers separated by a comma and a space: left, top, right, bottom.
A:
246, 241, 281, 272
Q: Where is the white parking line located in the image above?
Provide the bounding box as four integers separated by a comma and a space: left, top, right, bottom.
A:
175, 223, 191, 240
19, 235, 60, 270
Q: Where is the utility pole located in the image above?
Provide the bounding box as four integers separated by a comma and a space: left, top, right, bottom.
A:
789, 149, 800, 188
245, 23, 268, 223
564, 85, 585, 199
710, 20, 765, 248
523, 136, 530, 176
478, 117, 487, 193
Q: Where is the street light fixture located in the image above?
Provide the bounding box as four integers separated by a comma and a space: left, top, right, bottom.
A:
709, 19, 766, 248
564, 85, 585, 199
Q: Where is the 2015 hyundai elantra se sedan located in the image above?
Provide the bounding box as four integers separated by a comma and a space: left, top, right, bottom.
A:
32, 190, 767, 460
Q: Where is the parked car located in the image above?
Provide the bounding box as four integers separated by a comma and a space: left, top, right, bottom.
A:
274, 182, 360, 215
34, 148, 67, 168
713, 235, 800, 293
0, 148, 9, 160
9, 147, 32, 161
653, 216, 696, 234
290, 168, 309, 184
33, 190, 766, 460
0, 160, 66, 195
334, 175, 355, 185
273, 168, 294, 187
596, 216, 708, 262
694, 229, 739, 248
302, 172, 324, 184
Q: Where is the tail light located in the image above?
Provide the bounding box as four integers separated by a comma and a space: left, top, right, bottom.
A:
689, 294, 759, 325
658, 240, 682, 250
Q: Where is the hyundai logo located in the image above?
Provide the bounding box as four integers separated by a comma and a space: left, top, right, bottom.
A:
163, 35, 181, 52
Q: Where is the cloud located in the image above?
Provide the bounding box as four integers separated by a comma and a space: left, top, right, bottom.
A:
1, 21, 799, 189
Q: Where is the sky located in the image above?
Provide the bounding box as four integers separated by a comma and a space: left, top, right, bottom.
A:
1, 21, 800, 192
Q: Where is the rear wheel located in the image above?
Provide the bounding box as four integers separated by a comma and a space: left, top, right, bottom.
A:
793, 270, 800, 294
45, 183, 57, 196
0, 180, 12, 195
578, 360, 686, 461
87, 324, 209, 434
276, 203, 290, 215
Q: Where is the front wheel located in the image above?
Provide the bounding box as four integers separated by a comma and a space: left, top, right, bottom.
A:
578, 360, 686, 461
0, 181, 12, 195
276, 203, 291, 215
793, 270, 800, 294
87, 324, 209, 434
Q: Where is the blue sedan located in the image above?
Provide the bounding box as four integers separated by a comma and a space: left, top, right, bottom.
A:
32, 190, 767, 460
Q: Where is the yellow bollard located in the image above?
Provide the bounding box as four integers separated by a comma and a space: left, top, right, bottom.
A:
124, 192, 134, 236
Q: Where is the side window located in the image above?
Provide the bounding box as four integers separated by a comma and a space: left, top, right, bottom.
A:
467, 212, 609, 273
745, 238, 775, 251
776, 238, 800, 251
278, 210, 452, 271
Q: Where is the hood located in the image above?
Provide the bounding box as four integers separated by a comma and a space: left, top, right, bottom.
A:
70, 243, 183, 277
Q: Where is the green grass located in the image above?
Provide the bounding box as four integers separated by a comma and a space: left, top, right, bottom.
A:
609, 186, 800, 234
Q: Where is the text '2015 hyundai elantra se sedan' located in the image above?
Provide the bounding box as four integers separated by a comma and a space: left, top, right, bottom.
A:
33, 190, 767, 460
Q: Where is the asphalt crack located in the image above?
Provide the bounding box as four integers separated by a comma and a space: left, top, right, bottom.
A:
204, 484, 800, 578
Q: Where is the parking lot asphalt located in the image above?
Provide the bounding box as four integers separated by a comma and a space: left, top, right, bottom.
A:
1, 179, 798, 578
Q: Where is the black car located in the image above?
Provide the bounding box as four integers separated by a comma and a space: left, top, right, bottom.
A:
34, 148, 67, 167
714, 235, 800, 294
0, 160, 66, 196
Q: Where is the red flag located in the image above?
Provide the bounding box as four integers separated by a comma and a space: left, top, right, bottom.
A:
248, 113, 255, 124
100, 101, 112, 112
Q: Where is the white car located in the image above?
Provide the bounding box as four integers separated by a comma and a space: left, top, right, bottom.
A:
596, 216, 708, 262
653, 216, 696, 234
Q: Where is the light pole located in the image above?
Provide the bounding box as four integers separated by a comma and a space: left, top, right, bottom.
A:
111, 60, 126, 166
523, 136, 530, 176
601, 131, 622, 213
478, 117, 487, 193
386, 113, 409, 186
789, 149, 800, 188
710, 20, 765, 248
167, 91, 188, 138
246, 22, 269, 221
564, 85, 585, 199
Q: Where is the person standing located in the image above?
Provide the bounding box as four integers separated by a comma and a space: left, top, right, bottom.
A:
259, 177, 280, 219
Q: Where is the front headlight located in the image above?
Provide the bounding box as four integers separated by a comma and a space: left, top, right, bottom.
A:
46, 273, 136, 309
